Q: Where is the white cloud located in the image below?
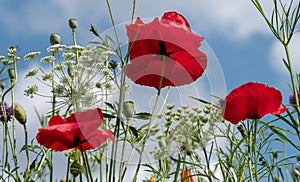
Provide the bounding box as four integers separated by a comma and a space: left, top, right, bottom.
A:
0, 0, 277, 44
270, 33, 300, 76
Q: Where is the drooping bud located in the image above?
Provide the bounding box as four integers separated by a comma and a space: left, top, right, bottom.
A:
0, 82, 5, 90
109, 60, 117, 70
8, 68, 16, 81
14, 103, 27, 125
237, 125, 248, 137
67, 64, 74, 78
69, 18, 78, 30
294, 168, 300, 177
70, 161, 82, 177
123, 101, 134, 118
50, 33, 61, 45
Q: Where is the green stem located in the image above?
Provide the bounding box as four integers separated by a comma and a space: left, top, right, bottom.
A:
118, 118, 131, 181
23, 124, 30, 182
253, 120, 259, 182
80, 149, 93, 182
133, 57, 166, 181
284, 44, 300, 116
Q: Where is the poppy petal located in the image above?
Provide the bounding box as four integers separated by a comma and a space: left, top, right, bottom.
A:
126, 11, 207, 89
222, 82, 286, 124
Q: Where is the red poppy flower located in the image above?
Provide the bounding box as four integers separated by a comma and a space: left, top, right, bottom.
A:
36, 108, 114, 151
125, 11, 207, 90
222, 82, 288, 124
180, 169, 195, 182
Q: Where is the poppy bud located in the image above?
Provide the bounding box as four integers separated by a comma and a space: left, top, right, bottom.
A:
123, 101, 134, 118
0, 82, 5, 90
8, 68, 16, 81
50, 33, 61, 45
67, 64, 74, 78
273, 151, 278, 159
237, 125, 248, 137
69, 18, 78, 30
14, 103, 27, 125
95, 82, 102, 88
297, 154, 300, 162
294, 168, 300, 177
109, 60, 117, 70
70, 161, 82, 177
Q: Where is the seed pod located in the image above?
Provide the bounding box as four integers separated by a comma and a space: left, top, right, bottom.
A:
69, 18, 78, 30
14, 104, 27, 125
70, 161, 82, 177
50, 33, 61, 45
0, 82, 5, 90
8, 68, 16, 81
67, 64, 74, 78
123, 101, 134, 118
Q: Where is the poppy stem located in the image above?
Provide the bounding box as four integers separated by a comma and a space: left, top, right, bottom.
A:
80, 149, 93, 182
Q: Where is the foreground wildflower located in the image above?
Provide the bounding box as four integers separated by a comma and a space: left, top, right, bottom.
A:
0, 102, 12, 122
125, 11, 207, 89
180, 169, 195, 182
222, 82, 287, 124
36, 108, 114, 151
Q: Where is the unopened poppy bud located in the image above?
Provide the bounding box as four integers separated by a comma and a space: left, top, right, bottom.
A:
0, 82, 5, 90
273, 151, 278, 159
50, 33, 60, 45
297, 154, 300, 162
67, 64, 74, 78
95, 82, 102, 88
14, 104, 27, 125
294, 168, 300, 177
69, 18, 78, 30
70, 161, 82, 177
109, 60, 117, 69
123, 101, 134, 118
8, 68, 16, 81
237, 125, 248, 137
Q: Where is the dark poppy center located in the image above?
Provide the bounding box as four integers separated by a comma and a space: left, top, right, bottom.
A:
159, 41, 167, 55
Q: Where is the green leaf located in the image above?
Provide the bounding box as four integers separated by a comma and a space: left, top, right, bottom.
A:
134, 112, 151, 120
103, 113, 116, 119
129, 126, 138, 138
90, 24, 101, 37
104, 102, 115, 110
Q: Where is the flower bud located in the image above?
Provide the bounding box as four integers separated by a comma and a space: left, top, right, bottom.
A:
274, 176, 280, 182
109, 60, 117, 70
50, 33, 60, 45
70, 161, 82, 177
8, 68, 16, 81
294, 168, 300, 177
67, 64, 74, 78
237, 125, 248, 137
273, 151, 278, 159
14, 103, 27, 125
297, 154, 300, 162
69, 18, 78, 30
0, 82, 5, 90
123, 101, 134, 118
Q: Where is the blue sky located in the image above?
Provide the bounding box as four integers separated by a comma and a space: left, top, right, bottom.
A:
0, 0, 299, 180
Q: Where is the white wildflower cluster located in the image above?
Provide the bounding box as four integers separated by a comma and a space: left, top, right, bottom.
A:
40, 56, 55, 63
47, 44, 66, 53
24, 51, 41, 61
151, 104, 223, 159
62, 52, 76, 59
